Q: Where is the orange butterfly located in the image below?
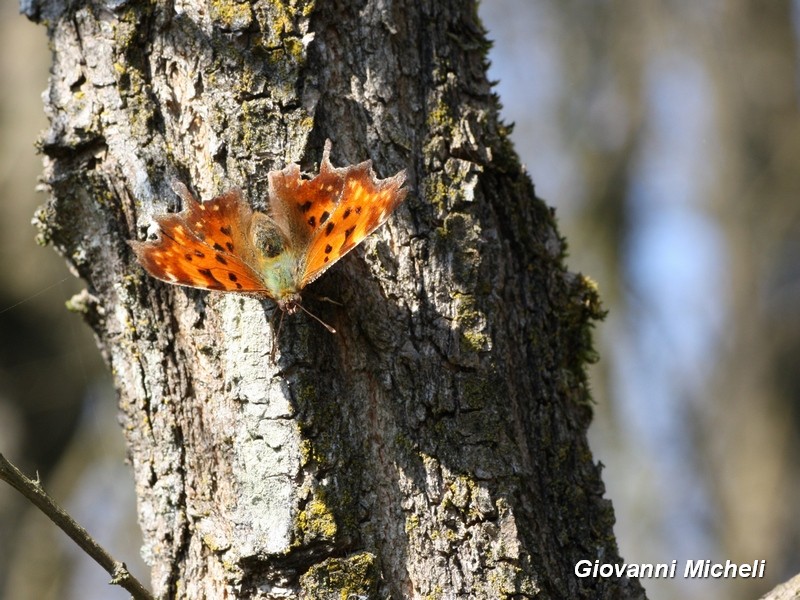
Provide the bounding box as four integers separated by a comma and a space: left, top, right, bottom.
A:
130, 140, 407, 331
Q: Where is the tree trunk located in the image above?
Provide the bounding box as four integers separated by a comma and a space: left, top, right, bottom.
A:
25, 0, 646, 598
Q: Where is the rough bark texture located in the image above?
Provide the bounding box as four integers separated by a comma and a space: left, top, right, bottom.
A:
760, 574, 800, 600
25, 0, 645, 598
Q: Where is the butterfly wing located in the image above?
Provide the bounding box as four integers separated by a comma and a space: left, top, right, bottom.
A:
301, 161, 407, 285
267, 142, 344, 250
267, 140, 408, 286
130, 184, 271, 295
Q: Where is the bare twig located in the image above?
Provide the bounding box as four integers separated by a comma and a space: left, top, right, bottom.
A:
0, 452, 155, 600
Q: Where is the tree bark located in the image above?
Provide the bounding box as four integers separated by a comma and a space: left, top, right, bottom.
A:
760, 574, 800, 600
25, 0, 646, 598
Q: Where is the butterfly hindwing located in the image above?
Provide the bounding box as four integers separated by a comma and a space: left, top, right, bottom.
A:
268, 156, 344, 247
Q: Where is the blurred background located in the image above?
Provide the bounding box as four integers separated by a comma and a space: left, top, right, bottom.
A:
0, 3, 145, 599
481, 2, 800, 600
0, 2, 798, 599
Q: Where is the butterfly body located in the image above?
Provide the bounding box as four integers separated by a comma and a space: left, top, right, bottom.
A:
130, 140, 407, 322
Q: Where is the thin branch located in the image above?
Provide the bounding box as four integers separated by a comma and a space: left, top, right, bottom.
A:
0, 452, 155, 600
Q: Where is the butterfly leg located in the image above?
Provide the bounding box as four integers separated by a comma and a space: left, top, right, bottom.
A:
310, 294, 343, 307
270, 308, 286, 362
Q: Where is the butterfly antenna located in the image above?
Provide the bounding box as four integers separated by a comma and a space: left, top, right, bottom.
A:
298, 304, 337, 334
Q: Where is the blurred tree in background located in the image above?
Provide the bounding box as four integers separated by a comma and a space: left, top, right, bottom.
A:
1, 1, 798, 599
482, 2, 800, 600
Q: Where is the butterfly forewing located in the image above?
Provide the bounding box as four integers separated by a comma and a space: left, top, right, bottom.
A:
301, 164, 407, 285
267, 140, 408, 286
130, 185, 270, 294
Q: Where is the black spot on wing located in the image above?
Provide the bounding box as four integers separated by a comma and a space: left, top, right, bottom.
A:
196, 267, 224, 290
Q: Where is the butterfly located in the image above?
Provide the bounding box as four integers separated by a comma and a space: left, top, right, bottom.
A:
130, 140, 408, 333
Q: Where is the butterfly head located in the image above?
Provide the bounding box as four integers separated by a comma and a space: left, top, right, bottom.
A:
277, 293, 302, 315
